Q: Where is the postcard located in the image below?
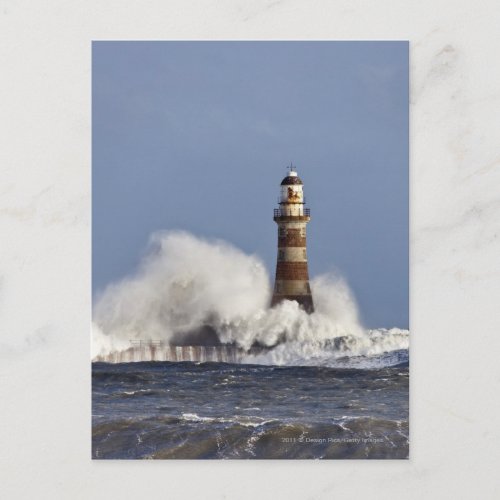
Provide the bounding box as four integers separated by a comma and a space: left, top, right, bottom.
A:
92, 41, 409, 459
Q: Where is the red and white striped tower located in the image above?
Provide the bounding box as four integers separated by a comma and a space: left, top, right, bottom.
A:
271, 167, 314, 313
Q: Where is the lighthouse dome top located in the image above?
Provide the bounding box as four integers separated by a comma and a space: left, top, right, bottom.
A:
280, 170, 303, 186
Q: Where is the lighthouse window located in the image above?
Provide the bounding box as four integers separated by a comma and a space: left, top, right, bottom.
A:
278, 250, 285, 261
300, 227, 306, 237
279, 226, 287, 237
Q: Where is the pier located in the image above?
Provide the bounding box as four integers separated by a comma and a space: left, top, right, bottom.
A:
94, 340, 264, 363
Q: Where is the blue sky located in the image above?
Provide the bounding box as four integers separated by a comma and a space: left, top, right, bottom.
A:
92, 41, 408, 328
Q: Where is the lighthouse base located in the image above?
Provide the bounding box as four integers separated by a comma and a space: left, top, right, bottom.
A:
271, 294, 314, 314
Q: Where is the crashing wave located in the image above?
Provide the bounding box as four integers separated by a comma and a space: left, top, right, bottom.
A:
92, 231, 409, 367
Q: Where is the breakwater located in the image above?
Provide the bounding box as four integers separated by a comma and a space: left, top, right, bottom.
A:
94, 340, 263, 363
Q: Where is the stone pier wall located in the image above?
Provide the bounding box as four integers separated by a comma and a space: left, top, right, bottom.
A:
94, 344, 263, 364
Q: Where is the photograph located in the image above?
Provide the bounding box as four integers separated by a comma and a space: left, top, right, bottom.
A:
91, 41, 409, 459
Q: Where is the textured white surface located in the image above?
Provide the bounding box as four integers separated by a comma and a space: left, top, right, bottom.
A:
1, 1, 500, 498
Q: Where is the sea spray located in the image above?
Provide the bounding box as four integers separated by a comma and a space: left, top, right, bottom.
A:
92, 231, 408, 364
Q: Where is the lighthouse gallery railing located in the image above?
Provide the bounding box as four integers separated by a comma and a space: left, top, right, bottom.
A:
274, 208, 310, 217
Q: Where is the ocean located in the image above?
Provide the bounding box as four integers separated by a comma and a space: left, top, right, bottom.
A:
92, 352, 409, 459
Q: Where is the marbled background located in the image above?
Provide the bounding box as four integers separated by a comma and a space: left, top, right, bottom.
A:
1, 1, 499, 498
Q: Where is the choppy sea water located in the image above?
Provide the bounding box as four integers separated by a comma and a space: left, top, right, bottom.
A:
92, 354, 409, 459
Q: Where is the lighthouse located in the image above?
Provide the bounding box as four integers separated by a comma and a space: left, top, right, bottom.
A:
271, 167, 314, 313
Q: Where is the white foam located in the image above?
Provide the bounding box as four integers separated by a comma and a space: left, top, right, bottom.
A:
92, 231, 409, 365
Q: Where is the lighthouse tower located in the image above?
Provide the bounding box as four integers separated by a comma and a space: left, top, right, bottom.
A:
271, 167, 314, 313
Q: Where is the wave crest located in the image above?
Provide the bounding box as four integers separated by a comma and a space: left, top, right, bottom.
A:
92, 231, 408, 366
